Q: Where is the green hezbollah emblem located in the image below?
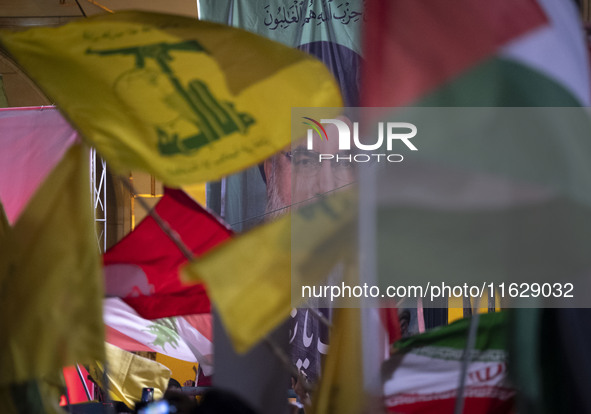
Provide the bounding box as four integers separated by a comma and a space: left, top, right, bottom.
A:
87, 40, 255, 155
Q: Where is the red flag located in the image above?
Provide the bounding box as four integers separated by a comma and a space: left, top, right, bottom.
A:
104, 188, 232, 319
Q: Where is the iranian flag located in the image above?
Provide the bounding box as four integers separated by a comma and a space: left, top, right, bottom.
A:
383, 313, 512, 414
103, 297, 213, 376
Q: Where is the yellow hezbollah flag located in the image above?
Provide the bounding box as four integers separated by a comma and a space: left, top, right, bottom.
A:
0, 144, 105, 385
0, 372, 67, 414
89, 343, 171, 408
182, 188, 356, 353
311, 307, 364, 414
184, 213, 291, 354
0, 11, 342, 186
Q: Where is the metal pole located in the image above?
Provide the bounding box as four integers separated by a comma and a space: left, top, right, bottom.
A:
453, 297, 481, 414
119, 176, 194, 260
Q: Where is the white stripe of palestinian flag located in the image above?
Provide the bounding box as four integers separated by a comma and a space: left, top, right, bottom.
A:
103, 298, 213, 375
500, 0, 590, 106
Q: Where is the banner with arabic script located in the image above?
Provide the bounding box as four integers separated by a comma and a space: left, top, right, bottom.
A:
198, 0, 364, 385
198, 0, 363, 106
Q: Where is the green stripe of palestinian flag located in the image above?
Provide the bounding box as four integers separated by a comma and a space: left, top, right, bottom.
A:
416, 58, 582, 107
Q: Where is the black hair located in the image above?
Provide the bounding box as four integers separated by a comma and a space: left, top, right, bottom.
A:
167, 378, 182, 389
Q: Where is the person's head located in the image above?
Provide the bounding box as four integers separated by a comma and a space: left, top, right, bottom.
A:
263, 117, 355, 218
161, 389, 199, 414
197, 388, 259, 414
399, 310, 411, 338
167, 378, 182, 392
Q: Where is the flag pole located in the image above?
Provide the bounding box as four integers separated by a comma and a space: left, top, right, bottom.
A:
121, 176, 313, 394
453, 296, 481, 414
264, 337, 314, 393
119, 176, 194, 260
307, 307, 332, 328
101, 361, 114, 409
120, 176, 315, 396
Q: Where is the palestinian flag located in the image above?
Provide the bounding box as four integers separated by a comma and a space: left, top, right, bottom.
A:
361, 0, 591, 292
383, 313, 513, 414
362, 4, 591, 412
362, 0, 590, 107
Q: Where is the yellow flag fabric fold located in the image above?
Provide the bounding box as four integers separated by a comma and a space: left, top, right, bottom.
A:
89, 343, 171, 408
311, 307, 364, 414
0, 11, 342, 186
0, 144, 105, 385
0, 372, 67, 414
0, 202, 8, 237
182, 188, 356, 353
183, 213, 292, 354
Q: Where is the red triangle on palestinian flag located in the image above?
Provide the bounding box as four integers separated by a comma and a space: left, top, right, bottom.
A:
103, 188, 232, 319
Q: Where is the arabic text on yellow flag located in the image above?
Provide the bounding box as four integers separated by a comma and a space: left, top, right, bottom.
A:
182, 188, 356, 353
89, 343, 171, 408
0, 11, 342, 186
0, 144, 105, 385
311, 307, 365, 414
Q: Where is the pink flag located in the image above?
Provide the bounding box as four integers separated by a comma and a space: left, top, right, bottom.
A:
0, 107, 78, 224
